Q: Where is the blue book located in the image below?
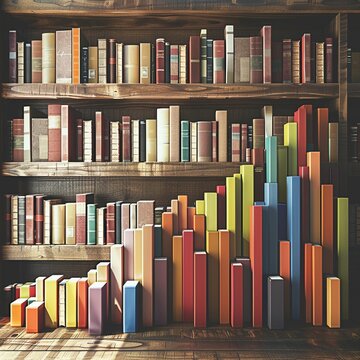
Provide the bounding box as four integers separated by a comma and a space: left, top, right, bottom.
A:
123, 281, 141, 333
181, 120, 190, 162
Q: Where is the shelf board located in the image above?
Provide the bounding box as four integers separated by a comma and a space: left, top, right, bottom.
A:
1, 245, 110, 261
1, 162, 243, 177
348, 83, 360, 98
0, 83, 339, 101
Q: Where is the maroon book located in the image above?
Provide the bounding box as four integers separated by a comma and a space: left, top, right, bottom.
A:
12, 118, 24, 162
301, 33, 311, 83
250, 36, 263, 84
95, 111, 109, 162
156, 38, 165, 84
189, 36, 200, 83
122, 115, 131, 162
213, 40, 225, 84
109, 39, 116, 83
76, 193, 94, 245
26, 195, 36, 245
211, 121, 218, 162
282, 39, 292, 83
76, 118, 83, 161
5, 194, 12, 244
61, 105, 76, 162
35, 195, 44, 245
9, 30, 16, 83
216, 185, 226, 230
272, 41, 282, 83
106, 202, 116, 245
241, 124, 248, 163
260, 26, 271, 83
48, 104, 62, 162
325, 37, 333, 83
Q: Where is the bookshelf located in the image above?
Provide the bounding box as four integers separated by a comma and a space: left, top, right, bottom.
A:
0, 1, 359, 321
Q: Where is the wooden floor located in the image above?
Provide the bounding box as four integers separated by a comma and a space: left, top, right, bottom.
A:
1, 318, 360, 359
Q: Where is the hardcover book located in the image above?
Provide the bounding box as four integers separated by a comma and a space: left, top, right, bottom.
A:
32, 118, 48, 162
31, 40, 42, 83
98, 39, 107, 83
56, 30, 72, 84
124, 45, 140, 83
234, 37, 250, 83
189, 36, 200, 83
213, 40, 225, 84
42, 33, 55, 83
250, 36, 263, 83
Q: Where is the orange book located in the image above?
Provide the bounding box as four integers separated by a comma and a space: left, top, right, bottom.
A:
279, 240, 291, 321
304, 243, 312, 324
193, 214, 205, 251
219, 230, 230, 325
321, 184, 334, 274
162, 212, 173, 260
312, 245, 323, 326
26, 301, 44, 333
172, 235, 183, 321
178, 195, 188, 232
77, 277, 88, 328
327, 277, 340, 328
72, 28, 80, 84
171, 199, 179, 235
307, 152, 321, 244
11, 298, 27, 327
187, 207, 195, 230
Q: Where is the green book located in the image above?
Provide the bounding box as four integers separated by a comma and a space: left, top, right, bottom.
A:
265, 136, 277, 183
181, 120, 190, 162
87, 203, 96, 245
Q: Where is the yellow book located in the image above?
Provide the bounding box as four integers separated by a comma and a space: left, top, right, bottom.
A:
66, 277, 79, 328
206, 231, 219, 324
240, 165, 254, 256
277, 145, 288, 203
45, 274, 64, 328
226, 177, 236, 259
204, 192, 217, 231
172, 235, 183, 322
234, 173, 242, 257
146, 119, 157, 162
87, 269, 97, 286
134, 228, 143, 283
36, 276, 46, 301
195, 200, 205, 215
65, 203, 76, 245
284, 123, 298, 176
20, 282, 31, 298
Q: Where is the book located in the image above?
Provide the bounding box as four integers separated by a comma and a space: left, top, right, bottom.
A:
123, 281, 140, 333
157, 108, 170, 162
77, 117, 84, 160
295, 106, 307, 167
97, 207, 107, 245
216, 110, 227, 162
139, 119, 146, 162
130, 203, 137, 229
17, 42, 24, 84
231, 124, 240, 162
154, 258, 168, 326
301, 33, 311, 83
137, 200, 155, 228
25, 43, 31, 83
262, 105, 273, 138
170, 45, 179, 84
109, 39, 116, 83
12, 119, 24, 162
11, 195, 18, 244
272, 115, 287, 145
234, 37, 250, 83
212, 121, 218, 162
225, 25, 234, 83
146, 119, 157, 162
213, 40, 225, 83
65, 203, 76, 245
83, 119, 93, 162
241, 124, 247, 162
110, 245, 124, 324
88, 46, 98, 83
52, 204, 65, 245
89, 282, 107, 335
87, 203, 96, 245
172, 235, 183, 321
76, 193, 94, 245
45, 274, 64, 328
282, 39, 292, 83
18, 196, 25, 245
165, 42, 170, 83
56, 30, 72, 84
197, 121, 212, 162
124, 45, 140, 83
43, 198, 61, 244
182, 230, 194, 322
169, 106, 180, 162
106, 203, 116, 245
11, 298, 27, 327
253, 118, 265, 149
284, 122, 298, 175
26, 301, 44, 333
31, 40, 42, 83
98, 39, 107, 83
200, 29, 207, 83
260, 26, 271, 83
190, 122, 197, 162
156, 38, 165, 84
32, 118, 48, 162
23, 106, 31, 162
110, 121, 120, 162
122, 116, 131, 162
9, 30, 17, 82
72, 28, 80, 84
316, 42, 325, 84
66, 278, 79, 328
35, 195, 44, 245
140, 43, 151, 84
48, 104, 61, 162
189, 36, 200, 83
326, 277, 340, 328
179, 45, 187, 84
81, 46, 88, 83
61, 105, 76, 162
181, 120, 190, 162
25, 194, 36, 245
325, 37, 333, 83
292, 40, 300, 84
131, 119, 140, 162
206, 39, 213, 83
116, 43, 123, 83
250, 36, 263, 83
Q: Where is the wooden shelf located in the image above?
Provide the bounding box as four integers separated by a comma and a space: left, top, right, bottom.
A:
1, 245, 110, 261
348, 83, 360, 98
0, 83, 339, 101
1, 162, 243, 177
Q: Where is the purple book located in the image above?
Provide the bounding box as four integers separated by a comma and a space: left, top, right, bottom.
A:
88, 282, 107, 335
154, 258, 168, 326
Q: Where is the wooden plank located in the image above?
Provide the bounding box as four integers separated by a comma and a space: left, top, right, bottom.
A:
1, 245, 111, 261
0, 83, 339, 100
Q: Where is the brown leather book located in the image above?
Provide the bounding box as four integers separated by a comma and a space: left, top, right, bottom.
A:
35, 195, 44, 245
109, 39, 116, 83
253, 118, 265, 149
56, 30, 72, 84
12, 118, 24, 162
325, 37, 333, 83
61, 105, 77, 162
250, 36, 263, 83
26, 195, 36, 245
197, 121, 212, 162
106, 202, 116, 245
260, 25, 272, 84
213, 40, 225, 84
156, 38, 165, 84
9, 30, 17, 82
292, 40, 300, 84
32, 118, 48, 162
301, 33, 311, 83
234, 37, 250, 83
140, 43, 151, 84
124, 45, 140, 83
189, 36, 200, 83
95, 111, 109, 162
170, 44, 179, 84
48, 104, 61, 162
76, 193, 94, 245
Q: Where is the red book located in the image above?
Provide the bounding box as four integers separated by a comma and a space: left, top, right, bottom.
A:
26, 195, 36, 245
9, 30, 17, 83
282, 39, 292, 83
194, 251, 207, 327
95, 111, 109, 162
106, 202, 115, 245
187, 207, 195, 230
109, 39, 116, 83
35, 195, 44, 245
12, 118, 24, 162
211, 121, 218, 161
231, 124, 241, 162
156, 38, 165, 84
250, 36, 263, 83
250, 205, 263, 328
61, 105, 76, 162
252, 148, 265, 202
317, 108, 329, 163
31, 40, 42, 83
189, 36, 200, 83
5, 194, 12, 244
76, 118, 83, 161
325, 37, 333, 83
213, 40, 225, 84
76, 193, 94, 245
301, 33, 311, 83
29, 283, 36, 297
241, 124, 248, 163
295, 105, 307, 167
78, 278, 88, 328
299, 166, 310, 246
182, 230, 194, 322
230, 263, 243, 327
260, 26, 271, 83
122, 115, 131, 162
216, 185, 226, 230
48, 104, 61, 162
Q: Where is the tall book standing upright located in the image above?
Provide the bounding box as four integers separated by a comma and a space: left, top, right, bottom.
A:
260, 26, 271, 83
224, 25, 234, 83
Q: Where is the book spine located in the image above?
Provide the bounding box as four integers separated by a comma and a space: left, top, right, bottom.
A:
325, 37, 333, 83
56, 30, 72, 84
81, 47, 88, 83
301, 33, 311, 83
42, 33, 55, 83
347, 48, 352, 83
260, 25, 271, 83
219, 230, 230, 325
52, 204, 66, 245
169, 105, 180, 162
61, 105, 72, 162
131, 120, 140, 162
109, 39, 116, 83
253, 118, 265, 149
110, 121, 120, 162
172, 235, 183, 321
190, 122, 197, 162
241, 124, 248, 163
35, 195, 44, 245
151, 43, 155, 83
156, 38, 165, 84
88, 46, 98, 83
106, 203, 116, 245
179, 45, 187, 84
216, 110, 227, 162
178, 195, 188, 232
213, 40, 225, 84
284, 122, 298, 175
316, 42, 325, 84
12, 119, 24, 162
25, 43, 32, 83
197, 121, 212, 162
170, 45, 179, 84
139, 120, 146, 162
18, 196, 25, 245
23, 106, 31, 162
181, 120, 190, 162
9, 30, 17, 82
95, 111, 106, 162
122, 116, 131, 162
157, 108, 170, 162
17, 42, 24, 84
87, 204, 96, 245
146, 119, 157, 162
292, 40, 300, 84
76, 118, 83, 161
140, 43, 151, 84
5, 195, 12, 244
110, 245, 124, 324
235, 37, 250, 83
76, 193, 94, 245
83, 120, 93, 162
65, 203, 76, 245
115, 201, 122, 244
124, 45, 140, 83
11, 196, 18, 244
182, 230, 194, 322
72, 28, 80, 84
194, 252, 207, 327
97, 207, 106, 245
326, 277, 340, 328
212, 121, 218, 162
225, 25, 234, 84
250, 36, 263, 83
123, 281, 140, 332
189, 36, 200, 83
165, 42, 170, 83
116, 43, 123, 83
206, 39, 213, 83
200, 29, 207, 83
282, 39, 292, 83
98, 39, 107, 84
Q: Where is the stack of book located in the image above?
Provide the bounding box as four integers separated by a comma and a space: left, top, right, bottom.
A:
8, 27, 334, 85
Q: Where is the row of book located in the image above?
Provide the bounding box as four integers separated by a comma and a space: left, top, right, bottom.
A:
9, 27, 334, 84
349, 124, 360, 161
8, 104, 339, 164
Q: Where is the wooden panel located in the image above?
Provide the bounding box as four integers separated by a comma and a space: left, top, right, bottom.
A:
1, 83, 339, 100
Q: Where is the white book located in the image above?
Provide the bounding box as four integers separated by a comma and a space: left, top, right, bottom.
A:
116, 43, 123, 83
157, 108, 170, 162
225, 25, 234, 84
110, 121, 120, 162
58, 279, 68, 327
97, 207, 106, 245
131, 119, 140, 162
191, 122, 197, 162
146, 119, 157, 162
169, 105, 180, 162
130, 203, 137, 229
23, 106, 31, 162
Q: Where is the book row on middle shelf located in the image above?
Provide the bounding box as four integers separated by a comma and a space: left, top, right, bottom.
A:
7, 104, 339, 164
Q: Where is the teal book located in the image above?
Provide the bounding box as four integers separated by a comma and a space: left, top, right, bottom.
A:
87, 204, 97, 245
181, 120, 190, 162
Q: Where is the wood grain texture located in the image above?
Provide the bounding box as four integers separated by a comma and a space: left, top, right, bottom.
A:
1, 83, 339, 100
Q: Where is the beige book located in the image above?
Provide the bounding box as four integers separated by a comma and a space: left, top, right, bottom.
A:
146, 119, 157, 162
292, 40, 300, 84
88, 46, 98, 83
157, 108, 170, 162
17, 42, 24, 84
65, 203, 76, 245
191, 122, 197, 162
42, 33, 55, 83
130, 203, 137, 229
44, 199, 61, 245
83, 120, 93, 162
124, 45, 140, 83
110, 121, 120, 162
87, 269, 97, 286
98, 39, 107, 83
36, 276, 47, 301
140, 43, 151, 84
11, 195, 18, 244
52, 204, 66, 245
169, 105, 180, 162
116, 43, 123, 83
216, 110, 228, 162
132, 119, 140, 162
179, 45, 187, 84
262, 105, 273, 138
